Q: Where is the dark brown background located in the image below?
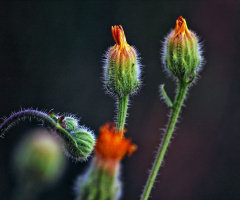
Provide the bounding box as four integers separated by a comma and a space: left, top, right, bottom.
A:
0, 1, 240, 200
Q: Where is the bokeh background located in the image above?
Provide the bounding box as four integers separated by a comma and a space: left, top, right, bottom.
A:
0, 1, 240, 200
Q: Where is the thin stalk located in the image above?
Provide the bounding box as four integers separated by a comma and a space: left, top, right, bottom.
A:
141, 80, 188, 200
0, 110, 79, 156
116, 95, 129, 135
0, 110, 76, 145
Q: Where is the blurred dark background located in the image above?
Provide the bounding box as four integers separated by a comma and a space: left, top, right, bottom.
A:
0, 1, 240, 200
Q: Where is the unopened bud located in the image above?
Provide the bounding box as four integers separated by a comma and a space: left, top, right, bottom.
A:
65, 127, 95, 161
47, 111, 95, 161
104, 25, 141, 97
63, 116, 79, 131
163, 16, 203, 81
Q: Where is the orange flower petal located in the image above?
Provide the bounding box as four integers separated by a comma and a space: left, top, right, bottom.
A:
95, 123, 137, 161
173, 16, 191, 38
111, 25, 126, 48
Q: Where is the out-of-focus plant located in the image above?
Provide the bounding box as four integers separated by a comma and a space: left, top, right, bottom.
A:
12, 129, 66, 200
141, 16, 204, 200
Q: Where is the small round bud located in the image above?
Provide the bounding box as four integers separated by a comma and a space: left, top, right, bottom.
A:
13, 130, 66, 184
65, 127, 95, 161
63, 116, 79, 131
104, 25, 141, 97
163, 16, 203, 81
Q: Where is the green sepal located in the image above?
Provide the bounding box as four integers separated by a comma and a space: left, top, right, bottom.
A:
160, 84, 173, 107
164, 34, 201, 81
105, 53, 139, 97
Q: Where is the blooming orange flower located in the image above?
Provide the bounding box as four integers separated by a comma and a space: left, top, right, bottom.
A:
95, 123, 137, 161
173, 16, 191, 39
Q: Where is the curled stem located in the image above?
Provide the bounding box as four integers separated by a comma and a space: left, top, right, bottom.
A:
116, 95, 129, 136
0, 109, 75, 143
0, 110, 55, 135
141, 80, 188, 200
0, 109, 83, 160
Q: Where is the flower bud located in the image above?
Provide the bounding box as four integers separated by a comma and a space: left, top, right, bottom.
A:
63, 116, 79, 131
47, 110, 95, 161
65, 127, 95, 161
163, 16, 203, 81
13, 130, 66, 184
75, 123, 137, 200
104, 25, 141, 97
48, 111, 79, 131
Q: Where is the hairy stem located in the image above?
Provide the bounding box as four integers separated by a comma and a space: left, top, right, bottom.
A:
0, 110, 55, 134
116, 95, 129, 135
0, 109, 77, 152
141, 80, 188, 200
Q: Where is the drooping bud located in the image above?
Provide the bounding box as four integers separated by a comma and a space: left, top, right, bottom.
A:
104, 25, 141, 97
65, 127, 95, 161
75, 123, 137, 200
163, 16, 203, 81
46, 111, 95, 160
13, 130, 66, 184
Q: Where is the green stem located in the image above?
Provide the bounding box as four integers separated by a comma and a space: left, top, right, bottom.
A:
116, 95, 129, 135
141, 80, 188, 200
0, 110, 76, 147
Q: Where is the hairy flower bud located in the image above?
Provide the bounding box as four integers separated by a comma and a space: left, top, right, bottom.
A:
163, 16, 203, 81
65, 127, 95, 161
104, 25, 141, 97
63, 116, 79, 131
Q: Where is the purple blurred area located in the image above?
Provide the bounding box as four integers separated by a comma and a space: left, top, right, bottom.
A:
0, 1, 240, 200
